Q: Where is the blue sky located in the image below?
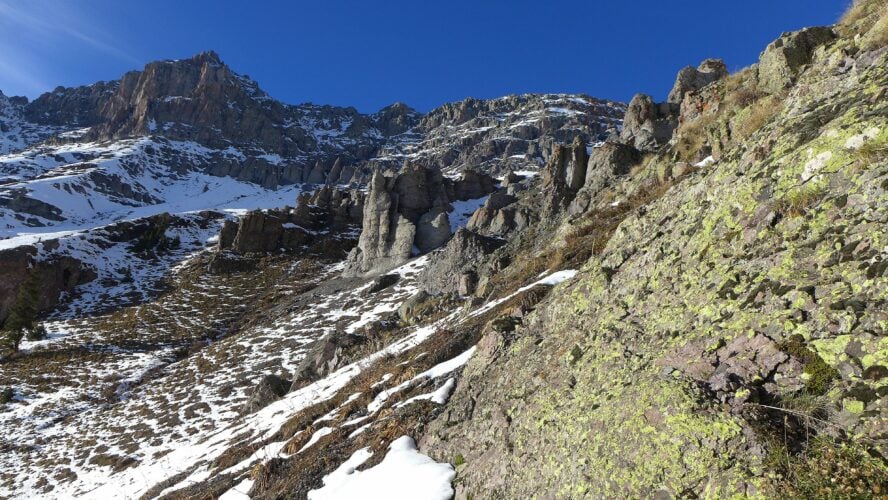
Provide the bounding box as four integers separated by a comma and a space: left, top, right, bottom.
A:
0, 0, 851, 112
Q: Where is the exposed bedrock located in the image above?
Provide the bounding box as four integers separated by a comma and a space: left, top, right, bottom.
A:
343, 165, 497, 277
214, 185, 365, 258
0, 244, 94, 326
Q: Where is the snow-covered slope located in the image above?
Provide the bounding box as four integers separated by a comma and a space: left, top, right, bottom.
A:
0, 137, 303, 237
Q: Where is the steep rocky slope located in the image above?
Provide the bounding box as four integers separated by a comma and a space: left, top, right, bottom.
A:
1, 2, 886, 499
419, 5, 888, 498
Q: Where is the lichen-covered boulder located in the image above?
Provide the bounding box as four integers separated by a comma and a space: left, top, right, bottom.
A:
757, 26, 835, 94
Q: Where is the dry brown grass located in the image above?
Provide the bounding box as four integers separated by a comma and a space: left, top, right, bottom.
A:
735, 95, 784, 141
853, 133, 888, 167
866, 6, 888, 49
773, 184, 827, 218
839, 0, 885, 38
675, 112, 717, 162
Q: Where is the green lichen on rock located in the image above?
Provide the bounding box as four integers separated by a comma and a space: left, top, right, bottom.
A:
420, 4, 888, 498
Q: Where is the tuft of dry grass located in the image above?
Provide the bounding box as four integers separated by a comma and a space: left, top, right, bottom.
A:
773, 184, 826, 218
853, 133, 888, 167
839, 0, 888, 51
734, 95, 784, 141
675, 112, 717, 162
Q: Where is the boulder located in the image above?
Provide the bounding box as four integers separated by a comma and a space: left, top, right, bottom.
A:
290, 333, 365, 390
757, 27, 836, 94
619, 94, 679, 152
667, 59, 728, 104
466, 192, 533, 237
419, 228, 505, 294
365, 273, 400, 295
241, 374, 291, 415
416, 209, 452, 253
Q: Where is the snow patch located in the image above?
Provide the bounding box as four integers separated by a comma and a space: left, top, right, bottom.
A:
307, 436, 454, 500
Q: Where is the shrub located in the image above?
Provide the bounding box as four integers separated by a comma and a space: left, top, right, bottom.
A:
0, 387, 14, 404
454, 453, 465, 467
780, 334, 839, 395
26, 324, 47, 341
3, 270, 41, 351
764, 437, 888, 499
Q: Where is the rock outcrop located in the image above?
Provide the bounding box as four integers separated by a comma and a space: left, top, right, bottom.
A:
343, 166, 497, 276
289, 332, 366, 390
667, 58, 729, 104
420, 11, 888, 497
541, 137, 589, 216
619, 93, 679, 152
419, 228, 506, 295
241, 374, 291, 415
215, 186, 364, 257
568, 141, 642, 215
466, 191, 531, 236
757, 26, 836, 94
0, 245, 94, 326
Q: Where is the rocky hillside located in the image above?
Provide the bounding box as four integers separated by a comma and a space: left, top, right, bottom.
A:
1, 1, 886, 499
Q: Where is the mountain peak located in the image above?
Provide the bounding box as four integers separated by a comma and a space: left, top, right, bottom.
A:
191, 50, 222, 65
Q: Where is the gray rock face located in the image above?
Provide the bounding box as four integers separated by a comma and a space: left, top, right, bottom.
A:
466, 190, 532, 236
343, 166, 442, 276
230, 210, 287, 253
343, 166, 497, 276
542, 137, 589, 216
419, 228, 505, 295
619, 94, 679, 152
416, 210, 452, 253
25, 81, 118, 127
241, 374, 291, 415
667, 59, 728, 104
568, 141, 642, 215
757, 27, 836, 94
218, 186, 364, 255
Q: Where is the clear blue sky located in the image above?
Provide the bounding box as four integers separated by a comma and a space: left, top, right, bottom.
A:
0, 0, 851, 112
